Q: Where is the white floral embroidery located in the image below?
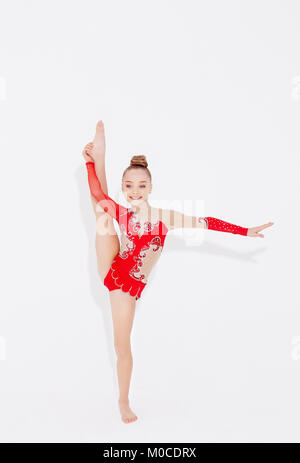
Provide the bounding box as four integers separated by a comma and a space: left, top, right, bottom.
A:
129, 212, 160, 238
129, 236, 163, 283
118, 223, 136, 259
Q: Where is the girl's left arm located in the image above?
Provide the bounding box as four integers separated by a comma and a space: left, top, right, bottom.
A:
162, 209, 274, 238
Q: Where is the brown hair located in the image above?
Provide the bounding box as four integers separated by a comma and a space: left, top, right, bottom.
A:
122, 155, 152, 182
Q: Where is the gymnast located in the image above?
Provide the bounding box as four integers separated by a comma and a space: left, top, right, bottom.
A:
82, 120, 274, 423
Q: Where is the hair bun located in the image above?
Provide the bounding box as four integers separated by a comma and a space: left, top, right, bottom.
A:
130, 155, 148, 168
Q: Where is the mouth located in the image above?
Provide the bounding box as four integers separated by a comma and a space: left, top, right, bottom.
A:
129, 196, 142, 200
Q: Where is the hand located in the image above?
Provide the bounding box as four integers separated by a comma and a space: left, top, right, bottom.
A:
82, 142, 95, 162
247, 222, 274, 238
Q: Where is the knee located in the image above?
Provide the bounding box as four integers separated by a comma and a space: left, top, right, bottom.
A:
114, 343, 132, 359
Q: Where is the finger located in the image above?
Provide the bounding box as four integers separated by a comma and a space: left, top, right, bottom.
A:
261, 222, 273, 229
260, 222, 274, 231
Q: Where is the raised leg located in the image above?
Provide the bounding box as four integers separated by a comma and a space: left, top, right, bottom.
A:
94, 204, 120, 282
109, 289, 138, 424
84, 121, 120, 281
91, 120, 108, 195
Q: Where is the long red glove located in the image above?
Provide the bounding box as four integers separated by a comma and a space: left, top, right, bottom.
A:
85, 161, 127, 223
199, 216, 248, 236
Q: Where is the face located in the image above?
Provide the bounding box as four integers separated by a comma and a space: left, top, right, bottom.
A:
122, 168, 152, 206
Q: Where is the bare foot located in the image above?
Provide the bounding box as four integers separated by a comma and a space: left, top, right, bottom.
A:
118, 399, 138, 424
92, 120, 106, 160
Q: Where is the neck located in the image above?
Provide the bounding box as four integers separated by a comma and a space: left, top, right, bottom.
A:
130, 200, 150, 217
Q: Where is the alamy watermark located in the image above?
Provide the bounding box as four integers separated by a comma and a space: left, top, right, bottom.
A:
0, 76, 7, 101
95, 195, 207, 246
291, 76, 300, 101
291, 336, 300, 360
0, 336, 7, 361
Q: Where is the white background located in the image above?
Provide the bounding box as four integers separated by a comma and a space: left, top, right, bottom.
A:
0, 0, 299, 443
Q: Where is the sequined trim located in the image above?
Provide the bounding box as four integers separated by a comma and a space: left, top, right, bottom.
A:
197, 217, 208, 228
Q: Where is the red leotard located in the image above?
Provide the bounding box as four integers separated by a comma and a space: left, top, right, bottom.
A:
86, 162, 168, 300
85, 162, 248, 300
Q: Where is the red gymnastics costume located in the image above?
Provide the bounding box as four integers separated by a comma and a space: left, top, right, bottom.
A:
85, 162, 248, 301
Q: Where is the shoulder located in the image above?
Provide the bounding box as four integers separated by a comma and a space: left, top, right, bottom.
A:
149, 207, 164, 222
152, 207, 174, 230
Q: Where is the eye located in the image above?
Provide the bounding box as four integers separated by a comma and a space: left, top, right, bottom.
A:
125, 185, 132, 188
140, 185, 146, 188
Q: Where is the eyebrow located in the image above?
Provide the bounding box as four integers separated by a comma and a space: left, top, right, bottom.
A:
124, 180, 147, 183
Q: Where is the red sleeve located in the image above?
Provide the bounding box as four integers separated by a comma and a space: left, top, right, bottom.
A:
85, 162, 128, 224
199, 217, 248, 236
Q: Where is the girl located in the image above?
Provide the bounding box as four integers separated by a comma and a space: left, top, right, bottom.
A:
82, 120, 274, 424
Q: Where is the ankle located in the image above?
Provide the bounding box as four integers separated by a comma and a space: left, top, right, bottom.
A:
118, 398, 129, 405
95, 158, 105, 168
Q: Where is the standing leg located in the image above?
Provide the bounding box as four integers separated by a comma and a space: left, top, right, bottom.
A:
109, 289, 138, 423
85, 121, 120, 281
